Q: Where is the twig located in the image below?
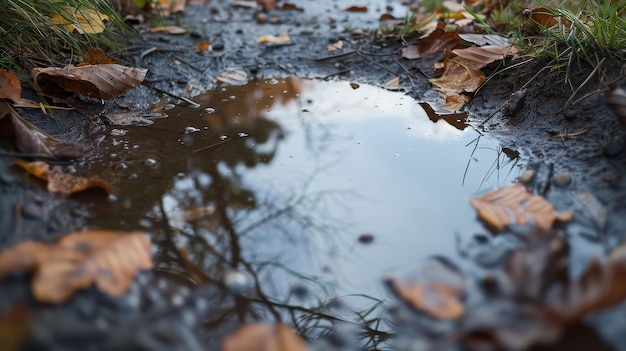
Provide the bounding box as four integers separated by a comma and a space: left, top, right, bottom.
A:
192, 137, 234, 153
144, 83, 201, 108
314, 50, 358, 61
171, 54, 204, 73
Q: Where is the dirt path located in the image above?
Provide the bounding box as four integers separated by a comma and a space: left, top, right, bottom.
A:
1, 1, 626, 350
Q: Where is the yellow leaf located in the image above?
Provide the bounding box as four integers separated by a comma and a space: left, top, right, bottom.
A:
50, 7, 109, 34
257, 33, 291, 44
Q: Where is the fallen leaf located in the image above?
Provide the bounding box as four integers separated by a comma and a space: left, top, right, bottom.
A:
349, 82, 360, 89
12, 160, 109, 195
156, 0, 186, 15
222, 323, 309, 351
150, 25, 187, 34
345, 5, 367, 12
32, 64, 147, 100
327, 40, 343, 52
0, 101, 86, 159
257, 0, 277, 11
257, 33, 291, 44
606, 85, 626, 128
385, 76, 400, 88
451, 45, 519, 70
0, 69, 21, 103
385, 258, 466, 320
402, 23, 464, 59
529, 7, 572, 29
470, 183, 573, 233
429, 58, 485, 96
441, 94, 470, 112
419, 102, 468, 130
0, 230, 152, 303
216, 69, 248, 86
196, 41, 211, 52
459, 33, 512, 47
81, 48, 115, 65
50, 7, 109, 34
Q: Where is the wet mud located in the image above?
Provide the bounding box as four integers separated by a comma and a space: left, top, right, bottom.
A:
1, 0, 626, 350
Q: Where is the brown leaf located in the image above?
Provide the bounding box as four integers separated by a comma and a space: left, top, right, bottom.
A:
402, 23, 464, 59
49, 7, 109, 34
470, 183, 573, 233
82, 48, 115, 65
327, 40, 343, 52
257, 0, 277, 11
345, 5, 367, 12
0, 231, 152, 303
385, 76, 400, 88
216, 69, 248, 86
429, 58, 485, 96
459, 33, 512, 47
0, 101, 86, 159
530, 7, 572, 29
606, 85, 626, 128
196, 41, 211, 52
451, 45, 519, 70
156, 0, 187, 15
0, 69, 21, 103
0, 304, 30, 351
386, 258, 466, 320
257, 33, 291, 44
150, 25, 187, 34
12, 160, 109, 195
441, 94, 470, 112
222, 323, 309, 351
32, 64, 147, 100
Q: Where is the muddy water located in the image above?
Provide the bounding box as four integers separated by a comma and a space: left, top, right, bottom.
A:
84, 78, 519, 341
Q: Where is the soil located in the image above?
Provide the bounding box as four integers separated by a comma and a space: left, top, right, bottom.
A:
1, 1, 625, 350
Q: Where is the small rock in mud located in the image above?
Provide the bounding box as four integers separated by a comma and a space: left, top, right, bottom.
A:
553, 172, 572, 187
519, 170, 536, 184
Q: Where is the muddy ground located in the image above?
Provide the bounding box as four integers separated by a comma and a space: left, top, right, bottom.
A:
1, 1, 626, 350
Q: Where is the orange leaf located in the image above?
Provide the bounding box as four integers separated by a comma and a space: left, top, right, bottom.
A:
32, 64, 147, 100
257, 33, 291, 44
0, 69, 21, 103
0, 231, 152, 303
470, 183, 573, 232
12, 160, 109, 195
386, 258, 466, 320
345, 5, 367, 12
451, 45, 519, 70
82, 48, 115, 65
222, 323, 309, 351
530, 7, 571, 29
429, 58, 485, 96
196, 41, 211, 52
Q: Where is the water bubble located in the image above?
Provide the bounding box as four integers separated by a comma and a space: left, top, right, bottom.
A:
184, 126, 200, 134
268, 78, 279, 84
163, 103, 175, 111
219, 135, 228, 140
229, 95, 236, 100
204, 107, 216, 114
112, 162, 128, 170
223, 270, 250, 293
171, 294, 184, 307
237, 132, 248, 137
128, 173, 139, 180
144, 158, 158, 167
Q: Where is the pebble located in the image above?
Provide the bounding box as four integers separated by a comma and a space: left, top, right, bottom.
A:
604, 136, 626, 158
553, 172, 572, 186
519, 169, 536, 183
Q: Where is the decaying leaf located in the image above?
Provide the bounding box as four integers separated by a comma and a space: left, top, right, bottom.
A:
196, 41, 211, 52
470, 183, 573, 232
257, 33, 291, 44
345, 5, 367, 12
0, 304, 30, 351
150, 25, 187, 34
0, 69, 21, 103
12, 160, 109, 195
429, 59, 485, 96
327, 40, 343, 52
0, 101, 85, 159
402, 23, 464, 59
606, 85, 626, 128
32, 64, 147, 100
81, 48, 116, 65
0, 230, 152, 303
222, 323, 309, 351
451, 45, 519, 70
529, 7, 572, 29
50, 7, 110, 34
441, 94, 470, 112
386, 258, 466, 320
459, 33, 512, 47
385, 76, 400, 88
216, 69, 248, 86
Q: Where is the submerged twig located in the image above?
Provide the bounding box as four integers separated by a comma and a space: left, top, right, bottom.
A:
144, 83, 200, 108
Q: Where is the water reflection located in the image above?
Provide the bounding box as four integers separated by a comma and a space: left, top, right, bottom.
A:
85, 78, 520, 348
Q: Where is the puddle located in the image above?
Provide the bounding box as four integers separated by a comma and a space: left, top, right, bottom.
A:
83, 78, 521, 343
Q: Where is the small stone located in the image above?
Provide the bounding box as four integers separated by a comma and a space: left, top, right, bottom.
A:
256, 12, 267, 23
553, 172, 572, 187
519, 170, 536, 184
189, 30, 203, 38
212, 43, 224, 51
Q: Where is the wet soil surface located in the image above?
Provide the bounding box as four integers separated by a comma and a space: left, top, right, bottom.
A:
1, 1, 626, 350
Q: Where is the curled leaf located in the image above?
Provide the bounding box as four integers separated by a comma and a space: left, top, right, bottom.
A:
0, 69, 21, 103
50, 7, 109, 34
12, 160, 109, 195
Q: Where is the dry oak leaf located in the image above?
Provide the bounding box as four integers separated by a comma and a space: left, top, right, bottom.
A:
385, 258, 466, 320
13, 160, 109, 195
222, 323, 308, 351
402, 23, 464, 59
470, 183, 573, 232
429, 58, 485, 96
50, 7, 109, 34
32, 64, 147, 101
451, 45, 519, 70
0, 69, 21, 103
0, 231, 151, 303
0, 101, 86, 159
